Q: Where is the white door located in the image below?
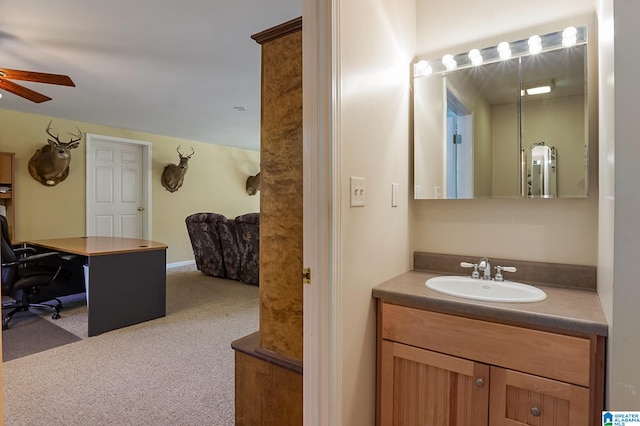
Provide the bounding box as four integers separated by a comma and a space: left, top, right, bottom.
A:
86, 134, 152, 239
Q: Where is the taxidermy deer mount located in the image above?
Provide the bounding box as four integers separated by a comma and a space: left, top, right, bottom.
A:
161, 145, 194, 193
246, 171, 261, 196
28, 121, 82, 186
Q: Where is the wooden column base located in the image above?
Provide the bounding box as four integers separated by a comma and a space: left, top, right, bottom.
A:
232, 332, 302, 425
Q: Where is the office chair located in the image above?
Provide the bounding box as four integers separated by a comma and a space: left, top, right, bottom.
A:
1, 215, 64, 330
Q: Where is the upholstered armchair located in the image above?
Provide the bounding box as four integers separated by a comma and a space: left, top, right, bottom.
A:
186, 212, 259, 285
234, 213, 259, 285
217, 217, 241, 281
185, 213, 227, 277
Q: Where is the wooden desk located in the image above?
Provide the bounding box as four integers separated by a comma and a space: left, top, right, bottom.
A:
28, 237, 168, 336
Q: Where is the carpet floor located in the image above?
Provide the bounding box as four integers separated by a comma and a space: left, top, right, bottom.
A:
2, 265, 259, 426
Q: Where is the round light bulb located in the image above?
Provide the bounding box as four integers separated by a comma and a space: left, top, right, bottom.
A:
497, 42, 511, 60
442, 54, 457, 71
414, 60, 432, 77
562, 26, 578, 47
528, 35, 542, 54
468, 49, 483, 66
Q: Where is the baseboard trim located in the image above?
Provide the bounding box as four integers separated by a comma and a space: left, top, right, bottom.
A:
166, 260, 196, 269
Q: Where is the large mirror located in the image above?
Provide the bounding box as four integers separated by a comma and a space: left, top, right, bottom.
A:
413, 26, 588, 199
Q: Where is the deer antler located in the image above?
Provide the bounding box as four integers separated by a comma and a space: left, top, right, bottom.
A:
67, 127, 82, 143
176, 145, 195, 158
45, 120, 60, 143
45, 120, 82, 143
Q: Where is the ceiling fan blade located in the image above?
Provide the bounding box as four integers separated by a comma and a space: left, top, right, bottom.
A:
0, 78, 51, 103
0, 68, 75, 87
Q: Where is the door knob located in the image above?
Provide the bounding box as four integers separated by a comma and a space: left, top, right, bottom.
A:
137, 207, 145, 212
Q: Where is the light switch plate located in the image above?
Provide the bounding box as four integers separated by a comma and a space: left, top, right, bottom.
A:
350, 176, 366, 207
391, 183, 399, 207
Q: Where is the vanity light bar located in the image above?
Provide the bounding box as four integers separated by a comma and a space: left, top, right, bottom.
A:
413, 26, 587, 78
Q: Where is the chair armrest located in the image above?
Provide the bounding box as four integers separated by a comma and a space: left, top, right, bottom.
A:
1, 251, 63, 268
13, 247, 37, 256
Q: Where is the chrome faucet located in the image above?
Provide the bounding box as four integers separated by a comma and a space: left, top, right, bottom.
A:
478, 258, 491, 280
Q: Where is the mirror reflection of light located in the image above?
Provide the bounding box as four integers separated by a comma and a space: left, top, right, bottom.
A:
528, 35, 542, 54
497, 42, 511, 60
469, 49, 483, 66
442, 54, 457, 71
562, 26, 577, 47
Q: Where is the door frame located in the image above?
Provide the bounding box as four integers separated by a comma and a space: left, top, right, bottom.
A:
303, 0, 341, 424
85, 134, 152, 239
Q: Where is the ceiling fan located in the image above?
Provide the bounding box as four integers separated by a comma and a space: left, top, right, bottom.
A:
0, 68, 75, 103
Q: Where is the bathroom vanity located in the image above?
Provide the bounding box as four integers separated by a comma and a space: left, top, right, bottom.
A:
373, 254, 607, 426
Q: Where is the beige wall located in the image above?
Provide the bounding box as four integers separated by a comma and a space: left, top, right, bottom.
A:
338, 0, 415, 423
0, 109, 260, 264
412, 1, 598, 265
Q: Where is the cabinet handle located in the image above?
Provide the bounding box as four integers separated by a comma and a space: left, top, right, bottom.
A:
475, 378, 485, 388
530, 407, 541, 417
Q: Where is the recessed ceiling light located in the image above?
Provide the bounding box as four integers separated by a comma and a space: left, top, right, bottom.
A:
523, 79, 555, 96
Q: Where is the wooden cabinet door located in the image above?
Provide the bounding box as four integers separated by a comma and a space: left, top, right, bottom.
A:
380, 340, 490, 426
489, 367, 590, 426
0, 153, 12, 183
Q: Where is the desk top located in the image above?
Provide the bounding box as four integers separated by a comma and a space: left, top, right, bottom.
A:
28, 236, 168, 256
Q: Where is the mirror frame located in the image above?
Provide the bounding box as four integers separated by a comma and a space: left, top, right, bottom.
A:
413, 26, 588, 200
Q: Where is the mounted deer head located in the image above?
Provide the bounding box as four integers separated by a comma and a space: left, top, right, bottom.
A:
246, 171, 261, 196
161, 145, 194, 193
28, 121, 82, 186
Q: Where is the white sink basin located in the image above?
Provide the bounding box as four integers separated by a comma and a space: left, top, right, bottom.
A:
425, 276, 547, 303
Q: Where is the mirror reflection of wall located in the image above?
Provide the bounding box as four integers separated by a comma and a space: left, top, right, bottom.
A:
521, 48, 586, 197
413, 25, 588, 200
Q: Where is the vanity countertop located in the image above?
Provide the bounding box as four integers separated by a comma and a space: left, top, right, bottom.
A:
372, 270, 608, 336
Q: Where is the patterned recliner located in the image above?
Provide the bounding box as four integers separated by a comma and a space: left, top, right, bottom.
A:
186, 212, 260, 285
185, 213, 227, 277
234, 213, 259, 285
217, 217, 241, 281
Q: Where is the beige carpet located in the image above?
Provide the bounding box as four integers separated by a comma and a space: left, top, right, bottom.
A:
2, 264, 259, 426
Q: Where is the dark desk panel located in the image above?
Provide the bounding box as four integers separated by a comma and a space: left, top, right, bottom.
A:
28, 237, 168, 336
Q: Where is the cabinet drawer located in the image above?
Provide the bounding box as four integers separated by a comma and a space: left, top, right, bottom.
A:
489, 367, 590, 425
381, 303, 592, 387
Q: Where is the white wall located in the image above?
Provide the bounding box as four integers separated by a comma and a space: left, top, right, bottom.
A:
338, 0, 415, 423
602, 0, 640, 409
